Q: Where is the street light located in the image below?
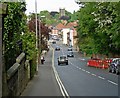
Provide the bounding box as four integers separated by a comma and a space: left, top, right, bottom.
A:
38, 15, 45, 64
35, 0, 38, 74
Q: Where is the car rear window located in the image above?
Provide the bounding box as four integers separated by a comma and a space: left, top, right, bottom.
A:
60, 56, 66, 59
68, 48, 72, 51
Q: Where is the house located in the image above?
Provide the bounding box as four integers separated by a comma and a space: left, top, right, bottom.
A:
50, 8, 78, 48
52, 21, 78, 47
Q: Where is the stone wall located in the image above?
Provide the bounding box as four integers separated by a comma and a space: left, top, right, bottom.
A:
3, 52, 30, 96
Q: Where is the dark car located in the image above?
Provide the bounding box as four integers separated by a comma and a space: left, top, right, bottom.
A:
67, 51, 74, 57
108, 58, 120, 75
58, 55, 68, 65
55, 46, 60, 51
52, 40, 56, 44
67, 48, 72, 51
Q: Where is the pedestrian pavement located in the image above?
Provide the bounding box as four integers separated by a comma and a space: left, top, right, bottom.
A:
21, 49, 62, 96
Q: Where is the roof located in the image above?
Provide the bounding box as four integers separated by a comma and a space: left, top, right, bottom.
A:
56, 23, 65, 30
56, 21, 78, 30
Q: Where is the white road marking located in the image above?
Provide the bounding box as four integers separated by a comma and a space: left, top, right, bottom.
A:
86, 71, 91, 74
80, 59, 85, 61
54, 46, 118, 88
52, 48, 70, 97
91, 73, 96, 76
98, 76, 105, 80
82, 69, 85, 72
107, 80, 118, 86
69, 61, 118, 86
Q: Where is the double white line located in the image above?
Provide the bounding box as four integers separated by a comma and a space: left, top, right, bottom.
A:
52, 48, 70, 98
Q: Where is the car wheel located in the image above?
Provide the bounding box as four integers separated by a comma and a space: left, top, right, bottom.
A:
58, 62, 60, 65
66, 62, 68, 65
109, 66, 112, 73
115, 67, 119, 75
112, 67, 115, 73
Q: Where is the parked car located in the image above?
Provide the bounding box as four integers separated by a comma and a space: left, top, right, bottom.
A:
55, 46, 60, 51
57, 55, 68, 65
67, 51, 74, 57
67, 48, 72, 51
108, 58, 120, 75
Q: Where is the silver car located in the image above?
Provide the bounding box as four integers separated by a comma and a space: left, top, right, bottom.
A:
58, 55, 68, 65
67, 51, 74, 57
109, 58, 120, 75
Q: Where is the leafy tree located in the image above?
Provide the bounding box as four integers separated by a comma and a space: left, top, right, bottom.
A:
28, 17, 50, 51
3, 2, 27, 70
76, 2, 120, 57
77, 2, 98, 54
94, 2, 120, 56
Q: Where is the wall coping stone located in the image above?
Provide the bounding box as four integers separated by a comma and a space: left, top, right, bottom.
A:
7, 63, 20, 80
16, 52, 25, 63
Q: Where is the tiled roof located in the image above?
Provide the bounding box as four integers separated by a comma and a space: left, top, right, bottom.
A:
56, 22, 77, 30
56, 23, 65, 30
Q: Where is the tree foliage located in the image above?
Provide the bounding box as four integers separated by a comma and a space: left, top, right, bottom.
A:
76, 2, 120, 56
28, 15, 50, 51
3, 2, 27, 70
21, 31, 37, 60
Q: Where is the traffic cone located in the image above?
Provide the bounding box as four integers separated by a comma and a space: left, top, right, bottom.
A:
102, 64, 105, 69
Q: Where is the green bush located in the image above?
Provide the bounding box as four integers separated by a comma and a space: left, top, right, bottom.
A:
21, 31, 37, 78
21, 31, 37, 60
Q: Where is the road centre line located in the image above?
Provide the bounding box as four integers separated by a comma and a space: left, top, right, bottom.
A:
86, 71, 91, 74
107, 80, 118, 85
98, 76, 105, 80
53, 44, 118, 87
69, 61, 118, 86
82, 69, 85, 72
91, 73, 96, 76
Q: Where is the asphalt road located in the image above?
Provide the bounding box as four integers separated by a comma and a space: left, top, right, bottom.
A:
52, 40, 118, 96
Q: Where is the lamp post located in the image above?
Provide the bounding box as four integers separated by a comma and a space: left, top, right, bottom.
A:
0, 3, 8, 97
38, 15, 45, 64
35, 0, 38, 74
38, 15, 41, 64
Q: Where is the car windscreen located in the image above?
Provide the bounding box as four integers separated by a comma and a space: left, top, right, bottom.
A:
60, 56, 66, 59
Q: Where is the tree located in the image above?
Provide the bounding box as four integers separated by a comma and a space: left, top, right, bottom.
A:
3, 2, 27, 70
77, 2, 98, 54
28, 16, 50, 51
76, 2, 120, 57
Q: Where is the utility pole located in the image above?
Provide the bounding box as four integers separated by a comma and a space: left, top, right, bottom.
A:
35, 0, 38, 73
38, 15, 41, 64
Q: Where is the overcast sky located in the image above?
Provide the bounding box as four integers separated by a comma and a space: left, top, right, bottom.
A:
25, 0, 80, 15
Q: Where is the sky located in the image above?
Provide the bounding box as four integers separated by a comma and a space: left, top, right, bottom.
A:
25, 0, 80, 15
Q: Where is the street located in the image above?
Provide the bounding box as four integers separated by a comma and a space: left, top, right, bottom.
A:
52, 40, 118, 96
